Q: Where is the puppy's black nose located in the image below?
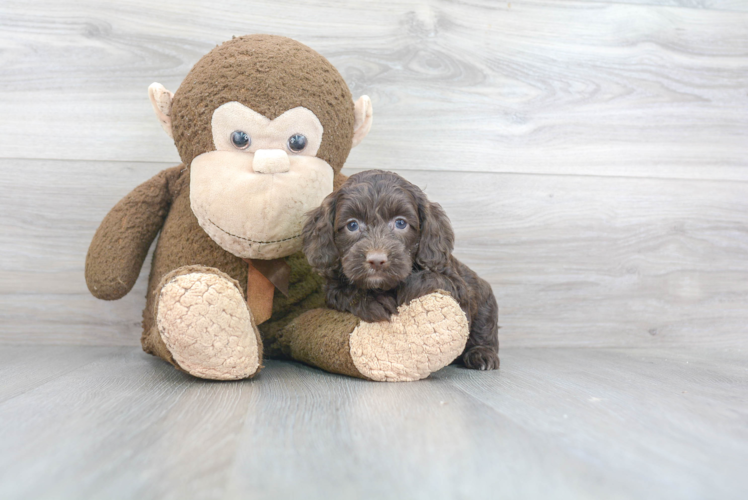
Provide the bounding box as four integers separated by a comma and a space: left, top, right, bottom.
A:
366, 251, 388, 271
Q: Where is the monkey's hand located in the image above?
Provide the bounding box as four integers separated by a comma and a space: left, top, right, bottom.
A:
85, 166, 181, 300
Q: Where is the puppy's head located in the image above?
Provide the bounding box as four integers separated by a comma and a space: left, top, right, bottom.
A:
302, 170, 454, 290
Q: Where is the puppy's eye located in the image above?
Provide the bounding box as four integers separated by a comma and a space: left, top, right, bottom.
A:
394, 218, 408, 230
231, 131, 251, 150
346, 220, 359, 232
288, 134, 307, 152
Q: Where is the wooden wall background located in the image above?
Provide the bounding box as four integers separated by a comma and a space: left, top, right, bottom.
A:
1, 0, 747, 349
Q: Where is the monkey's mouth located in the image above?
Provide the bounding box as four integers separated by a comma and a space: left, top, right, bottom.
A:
205, 218, 301, 245
189, 149, 334, 260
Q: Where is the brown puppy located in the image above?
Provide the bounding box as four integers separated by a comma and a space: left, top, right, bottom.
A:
302, 170, 499, 370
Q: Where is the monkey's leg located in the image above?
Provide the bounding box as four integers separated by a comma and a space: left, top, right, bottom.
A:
280, 291, 469, 382
142, 266, 262, 380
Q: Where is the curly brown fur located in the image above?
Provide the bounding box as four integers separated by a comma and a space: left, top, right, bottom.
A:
302, 170, 499, 370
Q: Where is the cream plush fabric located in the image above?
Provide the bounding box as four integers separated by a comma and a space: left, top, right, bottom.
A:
156, 272, 261, 380
190, 150, 334, 259
349, 292, 469, 382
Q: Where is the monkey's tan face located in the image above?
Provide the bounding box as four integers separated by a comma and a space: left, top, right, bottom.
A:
190, 102, 334, 260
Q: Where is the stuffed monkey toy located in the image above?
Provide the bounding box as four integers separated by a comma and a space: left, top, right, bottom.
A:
85, 35, 469, 382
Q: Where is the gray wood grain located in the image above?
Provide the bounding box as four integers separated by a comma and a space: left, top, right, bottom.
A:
0, 158, 160, 346
0, 345, 123, 402
1, 2, 747, 499
0, 0, 746, 180
3, 158, 747, 349
577, 0, 748, 11
0, 345, 745, 500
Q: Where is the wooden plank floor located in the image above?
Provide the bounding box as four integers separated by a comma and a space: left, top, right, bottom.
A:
0, 345, 745, 500
1, 1, 747, 498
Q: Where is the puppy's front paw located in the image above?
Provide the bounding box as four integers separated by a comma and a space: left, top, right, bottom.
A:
462, 346, 500, 371
397, 285, 429, 308
397, 271, 448, 308
375, 293, 398, 316
356, 299, 394, 323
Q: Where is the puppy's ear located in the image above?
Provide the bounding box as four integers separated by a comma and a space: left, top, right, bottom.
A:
302, 194, 339, 278
416, 197, 454, 272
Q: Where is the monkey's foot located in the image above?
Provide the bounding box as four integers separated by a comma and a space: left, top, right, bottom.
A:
349, 292, 469, 382
156, 272, 261, 380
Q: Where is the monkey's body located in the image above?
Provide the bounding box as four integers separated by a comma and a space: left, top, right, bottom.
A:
128, 165, 325, 361
85, 35, 472, 382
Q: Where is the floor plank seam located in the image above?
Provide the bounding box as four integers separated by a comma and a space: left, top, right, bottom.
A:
3, 157, 748, 185
0, 355, 109, 406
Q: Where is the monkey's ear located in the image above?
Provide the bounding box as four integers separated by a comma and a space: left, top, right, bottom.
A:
148, 82, 174, 139
351, 95, 373, 148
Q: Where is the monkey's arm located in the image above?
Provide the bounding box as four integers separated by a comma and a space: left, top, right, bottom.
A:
85, 166, 183, 300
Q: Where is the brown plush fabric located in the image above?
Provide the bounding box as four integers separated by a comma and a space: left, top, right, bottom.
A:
138, 167, 329, 358
333, 171, 348, 191
280, 308, 366, 379
141, 167, 248, 345
258, 251, 327, 358
85, 166, 182, 300
170, 35, 355, 173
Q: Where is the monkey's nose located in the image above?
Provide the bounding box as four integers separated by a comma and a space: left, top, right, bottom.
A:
366, 251, 388, 272
253, 149, 290, 174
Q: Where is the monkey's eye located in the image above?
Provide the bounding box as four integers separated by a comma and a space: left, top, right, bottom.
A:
288, 134, 307, 152
394, 218, 408, 230
231, 131, 251, 149
346, 220, 360, 232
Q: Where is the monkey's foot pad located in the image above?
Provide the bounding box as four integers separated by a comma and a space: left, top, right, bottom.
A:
156, 272, 260, 380
349, 292, 469, 382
